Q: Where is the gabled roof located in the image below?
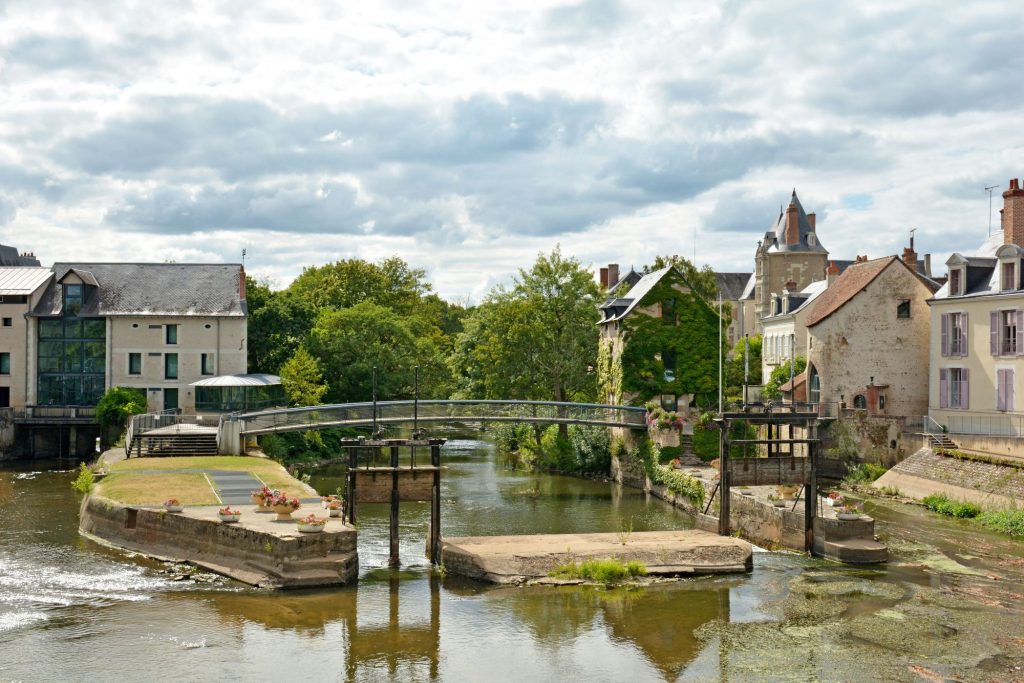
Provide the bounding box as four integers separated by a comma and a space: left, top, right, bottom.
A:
610, 269, 642, 293
739, 272, 756, 300
715, 272, 751, 301
763, 280, 829, 322
805, 257, 929, 327
59, 268, 99, 286
0, 244, 40, 267
30, 263, 246, 317
599, 266, 671, 323
0, 267, 52, 295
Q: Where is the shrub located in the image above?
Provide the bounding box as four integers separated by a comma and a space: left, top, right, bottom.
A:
549, 558, 647, 583
650, 465, 706, 508
976, 508, 1024, 537
95, 387, 147, 435
692, 424, 719, 462
71, 462, 94, 494
922, 493, 982, 519
844, 462, 888, 484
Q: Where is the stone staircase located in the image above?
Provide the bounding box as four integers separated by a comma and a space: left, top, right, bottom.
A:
924, 432, 959, 450
129, 428, 219, 458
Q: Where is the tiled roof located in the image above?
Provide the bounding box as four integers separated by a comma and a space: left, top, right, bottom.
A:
30, 263, 246, 317
715, 272, 752, 300
804, 257, 896, 327
0, 267, 52, 295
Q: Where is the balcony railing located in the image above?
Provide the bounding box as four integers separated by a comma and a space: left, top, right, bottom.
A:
927, 412, 1024, 438
8, 406, 97, 420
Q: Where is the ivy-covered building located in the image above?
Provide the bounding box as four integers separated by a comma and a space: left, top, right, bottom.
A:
597, 265, 725, 412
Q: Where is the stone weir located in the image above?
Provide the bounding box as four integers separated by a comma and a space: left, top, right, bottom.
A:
440, 530, 752, 584
79, 495, 358, 588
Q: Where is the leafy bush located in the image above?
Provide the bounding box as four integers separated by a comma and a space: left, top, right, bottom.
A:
71, 462, 94, 494
496, 424, 610, 474
976, 508, 1024, 537
692, 424, 719, 462
844, 462, 888, 483
95, 387, 147, 434
922, 493, 982, 519
549, 558, 647, 583
761, 356, 806, 400
650, 464, 706, 508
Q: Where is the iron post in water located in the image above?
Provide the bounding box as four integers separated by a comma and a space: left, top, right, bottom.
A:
390, 444, 401, 567
718, 419, 730, 536
372, 366, 378, 436
430, 442, 442, 565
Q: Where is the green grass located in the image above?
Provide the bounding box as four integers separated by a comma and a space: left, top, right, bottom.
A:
549, 558, 648, 583
109, 455, 309, 492
96, 471, 219, 505
922, 493, 982, 519
844, 462, 888, 484
976, 508, 1024, 537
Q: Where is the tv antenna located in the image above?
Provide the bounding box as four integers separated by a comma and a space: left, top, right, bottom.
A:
985, 185, 998, 236
242, 248, 247, 267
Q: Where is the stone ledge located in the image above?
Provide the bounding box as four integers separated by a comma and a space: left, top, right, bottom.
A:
79, 495, 359, 588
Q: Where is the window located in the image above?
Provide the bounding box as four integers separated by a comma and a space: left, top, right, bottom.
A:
661, 298, 676, 324
940, 368, 969, 409
942, 312, 967, 357
896, 300, 911, 319
165, 324, 178, 345
853, 394, 867, 409
949, 269, 961, 296
2, 317, 11, 327
0, 352, 9, 375
128, 353, 142, 375
878, 394, 887, 411
164, 353, 178, 380
1002, 311, 1018, 355
63, 284, 83, 316
660, 394, 678, 411
997, 369, 1015, 412
163, 388, 179, 411
1003, 261, 1017, 291
808, 366, 820, 404
662, 349, 676, 382
201, 353, 215, 375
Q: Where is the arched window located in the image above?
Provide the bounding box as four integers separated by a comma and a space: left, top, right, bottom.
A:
808, 365, 821, 404
853, 394, 867, 409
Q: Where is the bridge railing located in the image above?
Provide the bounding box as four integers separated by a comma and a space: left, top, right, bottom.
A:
234, 399, 647, 435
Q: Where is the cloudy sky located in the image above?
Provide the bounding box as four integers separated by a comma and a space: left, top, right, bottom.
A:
1, 0, 1022, 300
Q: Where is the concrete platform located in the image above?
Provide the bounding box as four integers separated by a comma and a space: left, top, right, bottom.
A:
80, 496, 359, 588
440, 530, 753, 584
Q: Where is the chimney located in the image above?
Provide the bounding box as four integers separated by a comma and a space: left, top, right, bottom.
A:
902, 245, 917, 270
1003, 178, 1024, 247
607, 263, 620, 287
807, 213, 816, 230
855, 255, 868, 263
784, 280, 797, 291
600, 267, 609, 289
826, 261, 840, 287
785, 201, 800, 246
924, 254, 932, 276
239, 265, 247, 301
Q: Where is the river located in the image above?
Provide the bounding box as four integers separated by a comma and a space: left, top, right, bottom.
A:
1, 437, 1023, 682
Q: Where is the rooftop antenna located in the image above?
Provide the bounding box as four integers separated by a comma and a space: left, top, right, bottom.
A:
241, 248, 247, 268
909, 227, 916, 251
985, 185, 998, 236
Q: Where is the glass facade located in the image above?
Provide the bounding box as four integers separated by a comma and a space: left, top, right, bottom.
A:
195, 384, 286, 412
37, 285, 106, 405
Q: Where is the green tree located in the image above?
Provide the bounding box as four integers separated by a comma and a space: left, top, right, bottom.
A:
450, 247, 601, 405
288, 257, 430, 315
279, 347, 328, 406
761, 355, 807, 400
247, 282, 316, 374
305, 302, 451, 402
724, 334, 763, 396
95, 387, 147, 437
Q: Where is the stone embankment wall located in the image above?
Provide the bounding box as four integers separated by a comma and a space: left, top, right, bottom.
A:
79, 495, 358, 588
874, 447, 1024, 507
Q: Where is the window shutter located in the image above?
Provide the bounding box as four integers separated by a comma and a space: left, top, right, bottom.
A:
991, 311, 1000, 356
941, 314, 949, 356
997, 369, 1006, 411
939, 369, 948, 408
1017, 310, 1024, 355
960, 313, 968, 356
962, 368, 969, 408
1009, 369, 1016, 412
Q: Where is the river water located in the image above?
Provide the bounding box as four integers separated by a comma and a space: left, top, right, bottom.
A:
1, 437, 1023, 682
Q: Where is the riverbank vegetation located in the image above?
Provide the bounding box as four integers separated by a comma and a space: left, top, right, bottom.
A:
921, 492, 1024, 538
549, 558, 648, 583
614, 435, 705, 508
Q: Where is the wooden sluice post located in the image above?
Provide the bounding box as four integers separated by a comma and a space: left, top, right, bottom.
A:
805, 421, 818, 554
347, 444, 357, 525
718, 419, 730, 536
389, 445, 401, 567
430, 442, 442, 565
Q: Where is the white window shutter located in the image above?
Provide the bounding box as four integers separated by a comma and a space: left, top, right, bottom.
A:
962, 368, 969, 408
941, 314, 949, 356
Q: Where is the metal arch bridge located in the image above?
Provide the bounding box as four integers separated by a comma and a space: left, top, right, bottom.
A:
228, 399, 648, 436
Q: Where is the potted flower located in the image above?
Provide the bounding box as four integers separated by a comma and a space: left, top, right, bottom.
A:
296, 513, 327, 534
767, 495, 787, 508
250, 485, 275, 512
218, 506, 242, 523
825, 491, 844, 507
837, 502, 863, 521
164, 498, 184, 513
327, 499, 344, 518
269, 493, 301, 521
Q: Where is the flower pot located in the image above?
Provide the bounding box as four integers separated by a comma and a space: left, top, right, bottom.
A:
740, 490, 753, 496
219, 513, 241, 523
771, 500, 787, 508
328, 508, 342, 518
837, 512, 861, 521
272, 504, 297, 521
297, 522, 325, 533
254, 501, 273, 513
164, 504, 184, 513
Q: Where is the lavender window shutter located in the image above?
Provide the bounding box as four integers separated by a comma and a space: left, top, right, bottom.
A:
962, 368, 969, 409
1017, 310, 1024, 355
939, 369, 948, 408
997, 369, 1006, 411
991, 311, 1000, 356
1010, 369, 1016, 411
960, 313, 968, 357
941, 314, 949, 356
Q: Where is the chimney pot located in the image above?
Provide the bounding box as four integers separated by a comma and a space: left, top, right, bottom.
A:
826, 261, 840, 286
807, 212, 816, 230
600, 267, 609, 289
1003, 179, 1024, 247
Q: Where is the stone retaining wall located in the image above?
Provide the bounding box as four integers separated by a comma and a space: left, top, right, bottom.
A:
79, 495, 359, 588
874, 447, 1024, 507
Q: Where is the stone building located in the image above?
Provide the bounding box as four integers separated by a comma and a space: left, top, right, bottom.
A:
927, 178, 1024, 457
804, 254, 939, 424
750, 190, 830, 333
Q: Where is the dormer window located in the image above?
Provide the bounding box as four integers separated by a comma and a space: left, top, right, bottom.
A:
1003, 261, 1017, 291
949, 268, 962, 296
63, 283, 83, 317
807, 233, 816, 247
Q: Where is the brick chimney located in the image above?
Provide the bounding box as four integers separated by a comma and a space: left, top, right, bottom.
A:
599, 267, 609, 289
785, 200, 800, 246
607, 263, 620, 287
239, 265, 247, 300
807, 213, 816, 230
855, 255, 868, 263
902, 235, 917, 269
1003, 178, 1024, 247
826, 261, 840, 287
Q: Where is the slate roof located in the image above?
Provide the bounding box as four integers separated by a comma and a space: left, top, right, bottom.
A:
599, 266, 671, 323
804, 257, 938, 327
0, 267, 52, 295
715, 272, 752, 300
30, 263, 246, 317
762, 191, 828, 255
0, 244, 41, 267
610, 269, 642, 293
